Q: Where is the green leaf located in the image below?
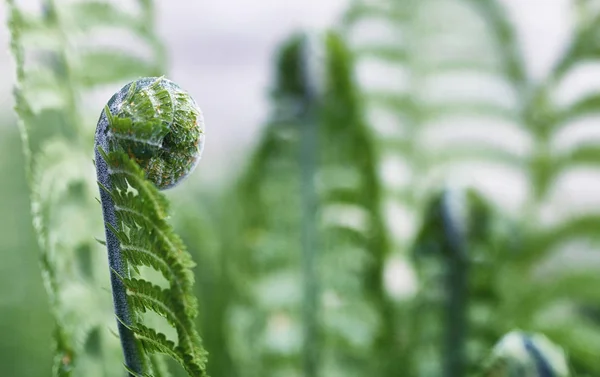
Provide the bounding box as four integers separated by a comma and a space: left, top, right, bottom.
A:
102, 150, 207, 376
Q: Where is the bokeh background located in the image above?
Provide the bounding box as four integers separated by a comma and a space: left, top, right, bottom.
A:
0, 0, 595, 376
0, 0, 576, 186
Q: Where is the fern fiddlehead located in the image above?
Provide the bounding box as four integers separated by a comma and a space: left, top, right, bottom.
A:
94, 76, 207, 376
412, 187, 511, 375
480, 331, 570, 377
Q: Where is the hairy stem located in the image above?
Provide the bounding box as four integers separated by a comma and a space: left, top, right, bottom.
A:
299, 34, 321, 377
95, 91, 145, 376
441, 191, 469, 377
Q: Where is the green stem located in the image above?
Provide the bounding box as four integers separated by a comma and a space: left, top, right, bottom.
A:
299, 34, 321, 377
441, 191, 469, 377
95, 85, 145, 377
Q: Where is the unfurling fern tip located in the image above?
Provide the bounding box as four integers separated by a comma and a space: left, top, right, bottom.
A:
94, 76, 207, 376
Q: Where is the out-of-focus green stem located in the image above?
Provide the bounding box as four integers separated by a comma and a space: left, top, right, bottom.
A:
299, 33, 321, 377
441, 191, 469, 377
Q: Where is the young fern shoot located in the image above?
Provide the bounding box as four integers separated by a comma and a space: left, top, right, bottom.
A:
412, 187, 501, 375
412, 188, 470, 376
481, 331, 570, 377
94, 77, 207, 376
438, 190, 470, 377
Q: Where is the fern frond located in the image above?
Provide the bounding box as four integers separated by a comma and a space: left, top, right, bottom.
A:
228, 30, 394, 377
5, 0, 170, 375
340, 1, 537, 374
98, 147, 208, 376
341, 0, 529, 256
503, 6, 600, 373
411, 187, 510, 376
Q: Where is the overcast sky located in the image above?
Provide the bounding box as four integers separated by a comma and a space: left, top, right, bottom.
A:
0, 0, 576, 185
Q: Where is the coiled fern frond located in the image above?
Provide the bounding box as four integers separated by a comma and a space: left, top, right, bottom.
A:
97, 148, 207, 376
93, 76, 207, 376
412, 187, 515, 376
481, 331, 570, 377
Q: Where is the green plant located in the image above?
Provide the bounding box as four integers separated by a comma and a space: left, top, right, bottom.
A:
341, 0, 526, 244
342, 0, 600, 374
340, 0, 531, 374
94, 76, 207, 376
5, 0, 600, 376
480, 331, 569, 377
227, 31, 395, 377
413, 188, 472, 377
411, 187, 512, 375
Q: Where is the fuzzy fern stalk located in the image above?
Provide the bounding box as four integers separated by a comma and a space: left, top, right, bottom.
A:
439, 189, 470, 377
94, 76, 207, 376
481, 331, 570, 377
414, 188, 470, 377
412, 187, 500, 376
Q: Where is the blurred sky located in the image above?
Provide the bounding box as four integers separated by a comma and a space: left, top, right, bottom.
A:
0, 0, 575, 186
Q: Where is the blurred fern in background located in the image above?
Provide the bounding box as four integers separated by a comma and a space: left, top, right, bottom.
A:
225, 31, 395, 377
5, 0, 168, 375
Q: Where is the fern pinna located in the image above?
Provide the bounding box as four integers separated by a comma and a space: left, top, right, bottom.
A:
342, 0, 527, 248
95, 77, 207, 376
5, 0, 173, 375
511, 3, 600, 373
228, 31, 395, 377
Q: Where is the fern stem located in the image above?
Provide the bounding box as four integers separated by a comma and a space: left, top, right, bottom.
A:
95, 93, 145, 376
441, 191, 469, 377
299, 34, 321, 377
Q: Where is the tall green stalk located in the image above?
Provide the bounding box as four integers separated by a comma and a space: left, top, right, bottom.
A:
298, 35, 322, 377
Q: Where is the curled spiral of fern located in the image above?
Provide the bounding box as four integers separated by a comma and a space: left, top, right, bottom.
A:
96, 76, 205, 190
95, 76, 207, 376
